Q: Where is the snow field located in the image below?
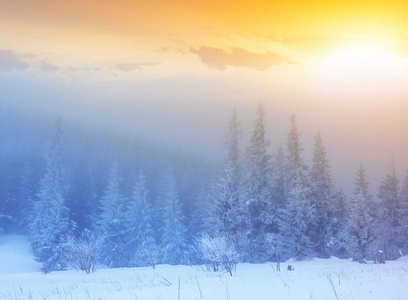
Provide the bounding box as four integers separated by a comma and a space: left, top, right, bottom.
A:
1, 257, 407, 300
0, 235, 41, 274
1, 235, 407, 300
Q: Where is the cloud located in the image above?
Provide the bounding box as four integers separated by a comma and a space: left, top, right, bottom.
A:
0, 48, 162, 78
113, 62, 161, 72
0, 49, 61, 73
0, 49, 30, 72
154, 47, 170, 54
40, 62, 60, 72
190, 46, 293, 71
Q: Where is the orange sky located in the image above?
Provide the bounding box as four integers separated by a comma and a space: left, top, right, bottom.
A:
2, 0, 408, 71
1, 0, 408, 192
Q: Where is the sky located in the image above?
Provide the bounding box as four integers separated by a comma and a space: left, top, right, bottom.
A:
1, 0, 408, 194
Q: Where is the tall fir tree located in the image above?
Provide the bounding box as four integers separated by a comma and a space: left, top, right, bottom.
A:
30, 118, 70, 271
159, 166, 189, 265
272, 145, 286, 211
398, 171, 408, 255
18, 159, 35, 232
310, 132, 336, 257
344, 164, 374, 263
330, 189, 348, 258
245, 103, 273, 261
213, 108, 248, 254
355, 162, 371, 200
3, 158, 21, 233
127, 170, 158, 266
344, 193, 374, 263
377, 160, 405, 259
280, 114, 314, 259
98, 161, 128, 267
191, 182, 215, 238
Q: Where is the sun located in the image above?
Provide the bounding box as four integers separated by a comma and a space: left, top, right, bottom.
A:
321, 45, 402, 78
315, 45, 407, 98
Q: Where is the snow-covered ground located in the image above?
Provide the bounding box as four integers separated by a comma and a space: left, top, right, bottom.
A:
0, 235, 407, 300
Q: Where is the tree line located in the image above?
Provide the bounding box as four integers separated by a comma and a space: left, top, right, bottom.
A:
1, 104, 408, 272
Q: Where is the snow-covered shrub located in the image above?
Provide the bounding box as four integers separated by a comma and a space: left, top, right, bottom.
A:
134, 237, 161, 269
265, 234, 282, 271
61, 232, 103, 274
197, 234, 239, 276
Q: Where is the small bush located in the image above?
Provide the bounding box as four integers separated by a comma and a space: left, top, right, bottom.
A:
197, 234, 239, 276
134, 237, 161, 269
61, 232, 103, 274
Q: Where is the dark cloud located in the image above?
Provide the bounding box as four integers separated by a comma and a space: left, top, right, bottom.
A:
190, 46, 293, 71
113, 62, 161, 72
0, 49, 30, 72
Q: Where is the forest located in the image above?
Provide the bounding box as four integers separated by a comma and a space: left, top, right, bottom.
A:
1, 103, 407, 272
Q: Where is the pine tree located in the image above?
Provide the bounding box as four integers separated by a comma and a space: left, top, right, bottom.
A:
377, 160, 404, 259
159, 166, 189, 265
354, 162, 377, 221
191, 182, 215, 238
30, 118, 70, 272
310, 132, 336, 257
327, 189, 348, 257
98, 161, 128, 268
280, 114, 314, 259
344, 193, 374, 263
127, 170, 158, 266
344, 165, 374, 263
18, 160, 35, 232
398, 171, 408, 255
213, 108, 247, 254
3, 158, 20, 233
272, 145, 286, 210
245, 103, 273, 261
225, 108, 242, 170
355, 162, 371, 200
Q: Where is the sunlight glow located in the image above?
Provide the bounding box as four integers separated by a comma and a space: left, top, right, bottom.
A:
320, 46, 404, 81
315, 45, 408, 101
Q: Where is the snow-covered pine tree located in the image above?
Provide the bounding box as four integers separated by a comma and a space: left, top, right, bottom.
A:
398, 171, 408, 256
244, 103, 273, 261
17, 159, 35, 232
354, 162, 377, 222
377, 160, 404, 259
225, 108, 242, 171
98, 161, 128, 268
344, 164, 374, 263
355, 162, 371, 200
344, 193, 374, 263
159, 166, 189, 265
280, 114, 314, 259
190, 182, 215, 238
212, 108, 248, 256
310, 132, 336, 257
2, 157, 20, 233
127, 170, 159, 267
85, 157, 99, 231
272, 145, 286, 211
30, 118, 70, 272
329, 189, 348, 257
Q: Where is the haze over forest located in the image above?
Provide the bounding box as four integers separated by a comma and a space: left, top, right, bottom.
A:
1, 0, 408, 272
